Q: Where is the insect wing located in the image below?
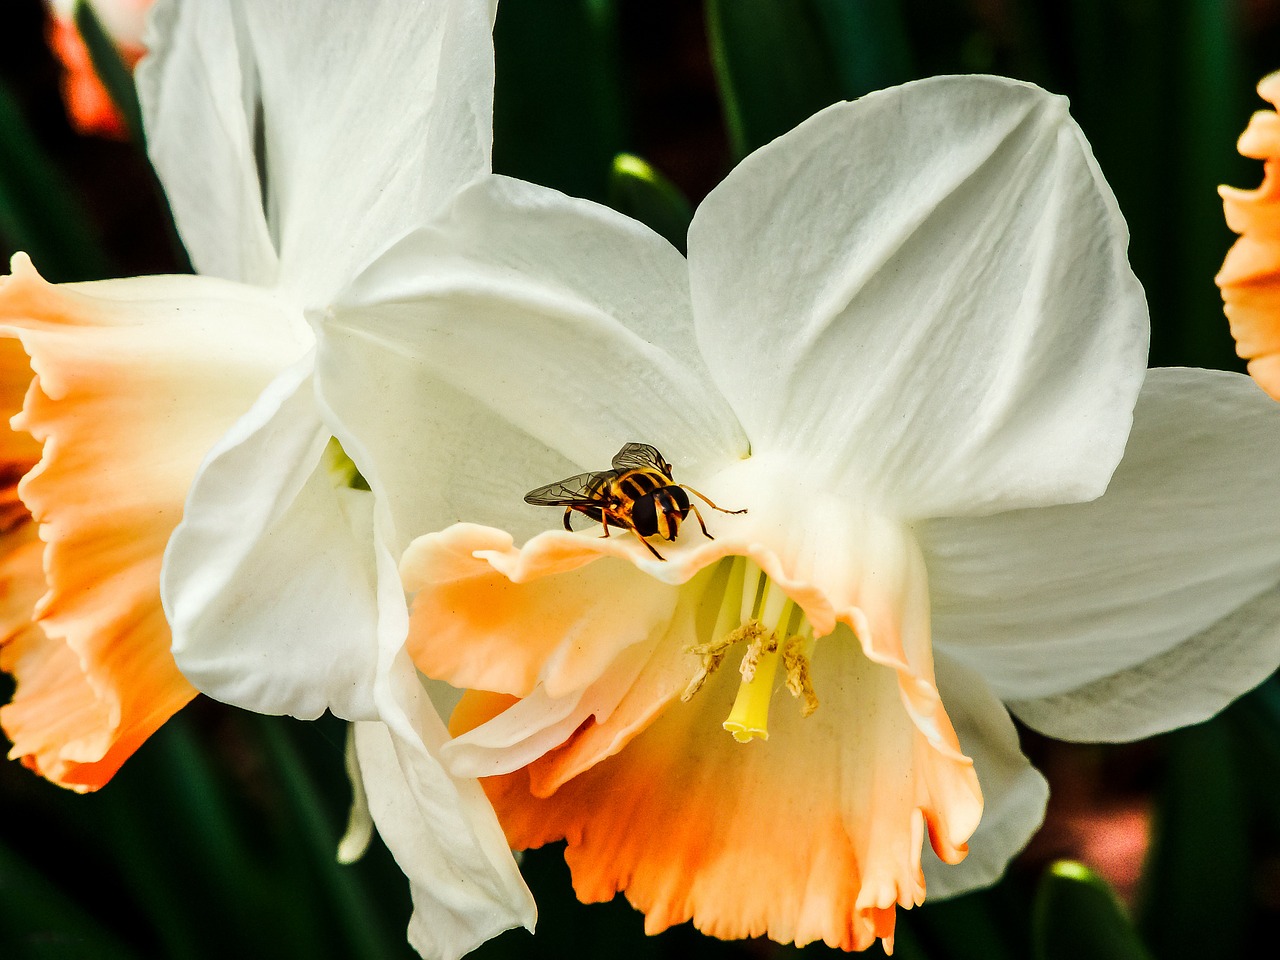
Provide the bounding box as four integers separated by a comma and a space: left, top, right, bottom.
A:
523, 470, 614, 506
611, 442, 672, 477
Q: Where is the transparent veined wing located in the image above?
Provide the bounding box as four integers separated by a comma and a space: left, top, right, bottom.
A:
523, 470, 616, 506
610, 442, 672, 477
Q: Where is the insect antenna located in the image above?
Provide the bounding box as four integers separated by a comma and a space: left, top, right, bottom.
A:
679, 484, 747, 516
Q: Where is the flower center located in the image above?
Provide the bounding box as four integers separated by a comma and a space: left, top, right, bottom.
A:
681, 556, 820, 742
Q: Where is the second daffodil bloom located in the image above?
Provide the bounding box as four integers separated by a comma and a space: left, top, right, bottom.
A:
315, 76, 1280, 951
1219, 72, 1280, 397
0, 0, 535, 955
45, 0, 152, 138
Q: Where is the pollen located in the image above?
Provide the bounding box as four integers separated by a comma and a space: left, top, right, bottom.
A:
682, 634, 734, 701
733, 622, 773, 682
782, 636, 820, 717
682, 556, 821, 741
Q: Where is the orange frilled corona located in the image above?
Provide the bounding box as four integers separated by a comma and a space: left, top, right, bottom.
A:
523, 442, 744, 560
1219, 72, 1280, 399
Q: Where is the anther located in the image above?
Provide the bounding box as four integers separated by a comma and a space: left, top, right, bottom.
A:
733, 622, 771, 682
782, 636, 820, 718
682, 634, 735, 702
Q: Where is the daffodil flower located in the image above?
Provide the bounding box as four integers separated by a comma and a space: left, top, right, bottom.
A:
0, 0, 533, 953
315, 76, 1280, 950
1219, 72, 1280, 398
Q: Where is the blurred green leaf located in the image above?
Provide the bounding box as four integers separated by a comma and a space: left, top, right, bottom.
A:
90, 713, 292, 959
0, 79, 108, 281
493, 0, 628, 202
1033, 861, 1152, 960
911, 889, 1020, 960
0, 706, 421, 960
1171, 0, 1248, 370
887, 922, 930, 960
1064, 0, 1248, 371
987, 0, 1054, 87
73, 0, 143, 142
0, 838, 139, 960
810, 0, 914, 99
1138, 718, 1251, 960
469, 845, 661, 960
606, 153, 693, 253
1230, 676, 1280, 843
1065, 0, 1170, 371
1234, 675, 1280, 768
256, 717, 407, 960
782, 916, 929, 958
705, 0, 843, 159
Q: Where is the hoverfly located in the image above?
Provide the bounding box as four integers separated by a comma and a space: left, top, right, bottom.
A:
523, 442, 746, 560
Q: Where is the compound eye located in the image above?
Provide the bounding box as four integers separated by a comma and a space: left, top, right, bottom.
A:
669, 486, 691, 518
630, 494, 659, 537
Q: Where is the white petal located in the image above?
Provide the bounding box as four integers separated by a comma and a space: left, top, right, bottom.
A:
163, 357, 380, 720
320, 175, 746, 550
924, 368, 1280, 701
922, 653, 1048, 899
1009, 582, 1280, 742
239, 0, 496, 302
353, 715, 535, 960
363, 522, 535, 960
687, 75, 1148, 517
137, 0, 278, 285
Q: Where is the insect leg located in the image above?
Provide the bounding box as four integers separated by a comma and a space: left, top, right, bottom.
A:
635, 533, 667, 561
601, 508, 667, 560
563, 508, 575, 532
687, 501, 714, 540
679, 484, 747, 515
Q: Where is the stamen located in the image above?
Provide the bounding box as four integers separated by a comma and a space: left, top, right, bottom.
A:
782, 634, 820, 718
735, 622, 772, 682
741, 559, 767, 622
681, 634, 733, 702
681, 556, 823, 739
681, 557, 749, 702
